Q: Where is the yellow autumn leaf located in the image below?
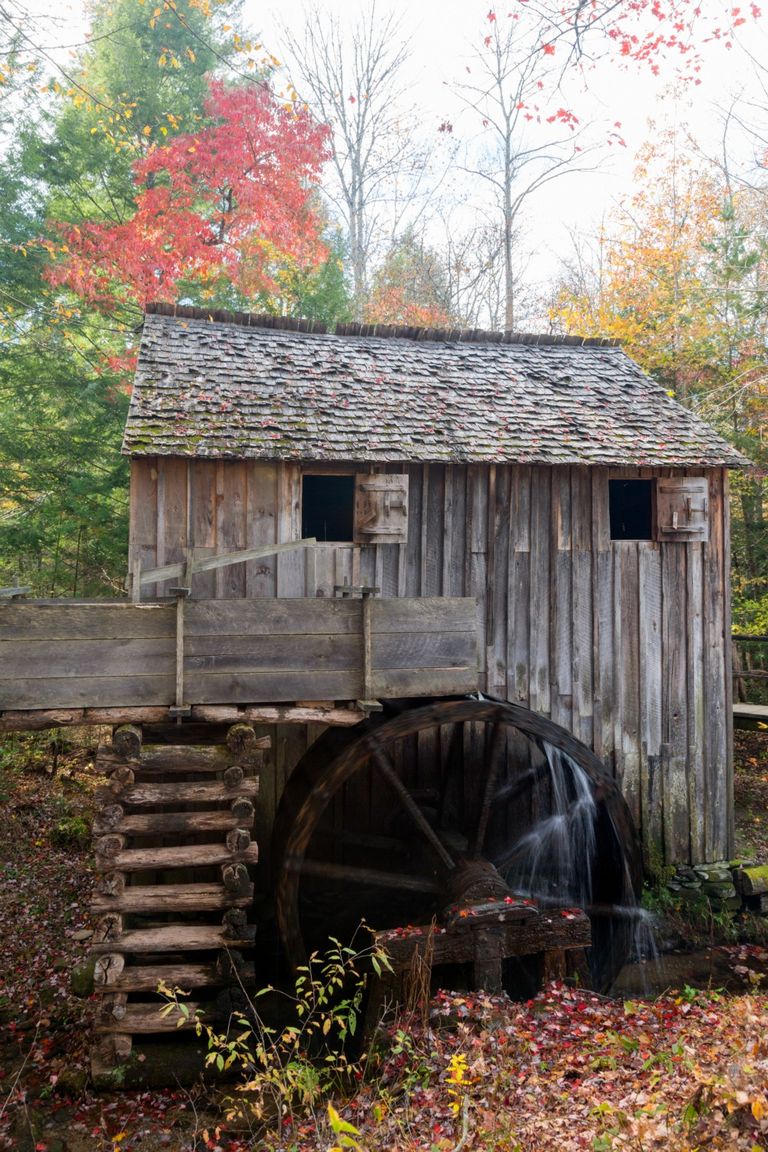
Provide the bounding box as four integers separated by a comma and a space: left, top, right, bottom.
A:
751, 1097, 767, 1121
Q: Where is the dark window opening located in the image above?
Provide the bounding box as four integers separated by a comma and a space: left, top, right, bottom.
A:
302, 475, 355, 542
609, 479, 654, 540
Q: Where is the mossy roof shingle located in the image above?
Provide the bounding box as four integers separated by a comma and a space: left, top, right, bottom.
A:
123, 309, 747, 467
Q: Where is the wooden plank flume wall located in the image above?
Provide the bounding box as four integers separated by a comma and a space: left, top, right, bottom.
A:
90, 722, 265, 1083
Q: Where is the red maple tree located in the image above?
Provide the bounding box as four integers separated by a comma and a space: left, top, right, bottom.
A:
46, 81, 330, 310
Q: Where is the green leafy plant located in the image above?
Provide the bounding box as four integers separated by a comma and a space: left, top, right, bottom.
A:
159, 930, 392, 1138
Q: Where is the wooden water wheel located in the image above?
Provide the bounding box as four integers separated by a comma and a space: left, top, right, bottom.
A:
273, 696, 642, 993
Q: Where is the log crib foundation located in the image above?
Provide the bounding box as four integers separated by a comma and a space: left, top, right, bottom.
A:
89, 722, 266, 1085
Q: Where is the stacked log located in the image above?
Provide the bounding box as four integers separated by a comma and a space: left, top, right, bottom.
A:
89, 723, 266, 1084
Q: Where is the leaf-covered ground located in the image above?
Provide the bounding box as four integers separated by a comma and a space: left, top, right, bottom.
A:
1, 733, 768, 1152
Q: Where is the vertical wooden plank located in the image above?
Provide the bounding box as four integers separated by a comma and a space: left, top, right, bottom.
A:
507, 466, 531, 706
616, 542, 641, 829
333, 545, 355, 592
703, 470, 729, 860
215, 462, 247, 599
188, 461, 217, 598
419, 463, 429, 595
129, 459, 158, 599
571, 467, 593, 748
157, 457, 188, 571
442, 465, 456, 596
591, 470, 613, 767
405, 464, 423, 597
687, 540, 705, 863
488, 466, 509, 696
314, 544, 337, 598
395, 464, 410, 598
551, 466, 573, 732
723, 471, 734, 859
424, 465, 444, 597
246, 462, 278, 599
529, 467, 551, 716
638, 545, 663, 860
468, 464, 488, 689
662, 542, 689, 862
276, 463, 305, 597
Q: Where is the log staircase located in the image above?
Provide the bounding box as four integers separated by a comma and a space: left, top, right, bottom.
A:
89, 722, 265, 1084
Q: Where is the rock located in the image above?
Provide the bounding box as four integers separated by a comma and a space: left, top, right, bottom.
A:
55, 1065, 89, 1096
702, 882, 737, 900
70, 957, 96, 999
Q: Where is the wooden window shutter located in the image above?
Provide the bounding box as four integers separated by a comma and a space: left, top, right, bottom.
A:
656, 477, 709, 542
353, 474, 409, 544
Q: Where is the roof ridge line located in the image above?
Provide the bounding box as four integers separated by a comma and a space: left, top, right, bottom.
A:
144, 301, 622, 349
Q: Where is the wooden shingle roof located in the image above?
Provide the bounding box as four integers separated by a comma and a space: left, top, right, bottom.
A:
123, 306, 747, 467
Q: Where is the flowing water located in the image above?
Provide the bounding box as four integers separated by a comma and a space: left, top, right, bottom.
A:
503, 741, 661, 990
505, 743, 598, 907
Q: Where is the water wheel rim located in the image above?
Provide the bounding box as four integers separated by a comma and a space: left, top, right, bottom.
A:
273, 695, 642, 988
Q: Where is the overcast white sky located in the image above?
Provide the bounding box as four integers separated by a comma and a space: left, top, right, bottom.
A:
253, 1, 768, 292
34, 0, 768, 297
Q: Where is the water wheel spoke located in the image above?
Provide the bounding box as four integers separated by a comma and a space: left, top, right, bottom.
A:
367, 735, 455, 871
493, 760, 550, 805
469, 720, 505, 859
286, 856, 438, 894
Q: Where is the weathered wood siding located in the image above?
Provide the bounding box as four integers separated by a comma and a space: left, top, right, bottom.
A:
0, 599, 477, 708
129, 458, 732, 864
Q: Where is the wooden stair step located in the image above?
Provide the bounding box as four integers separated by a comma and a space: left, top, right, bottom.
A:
97, 740, 268, 774
112, 779, 259, 807
96, 840, 258, 873
96, 1002, 204, 1034
93, 804, 255, 836
91, 924, 256, 954
95, 959, 256, 992
92, 881, 253, 914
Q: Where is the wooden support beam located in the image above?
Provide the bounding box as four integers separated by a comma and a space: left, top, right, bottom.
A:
0, 702, 363, 732
137, 538, 317, 587
192, 704, 365, 727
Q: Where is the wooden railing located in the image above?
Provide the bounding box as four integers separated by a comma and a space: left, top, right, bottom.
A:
733, 633, 768, 711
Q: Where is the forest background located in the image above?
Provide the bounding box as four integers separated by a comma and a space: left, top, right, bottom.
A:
0, 0, 766, 634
